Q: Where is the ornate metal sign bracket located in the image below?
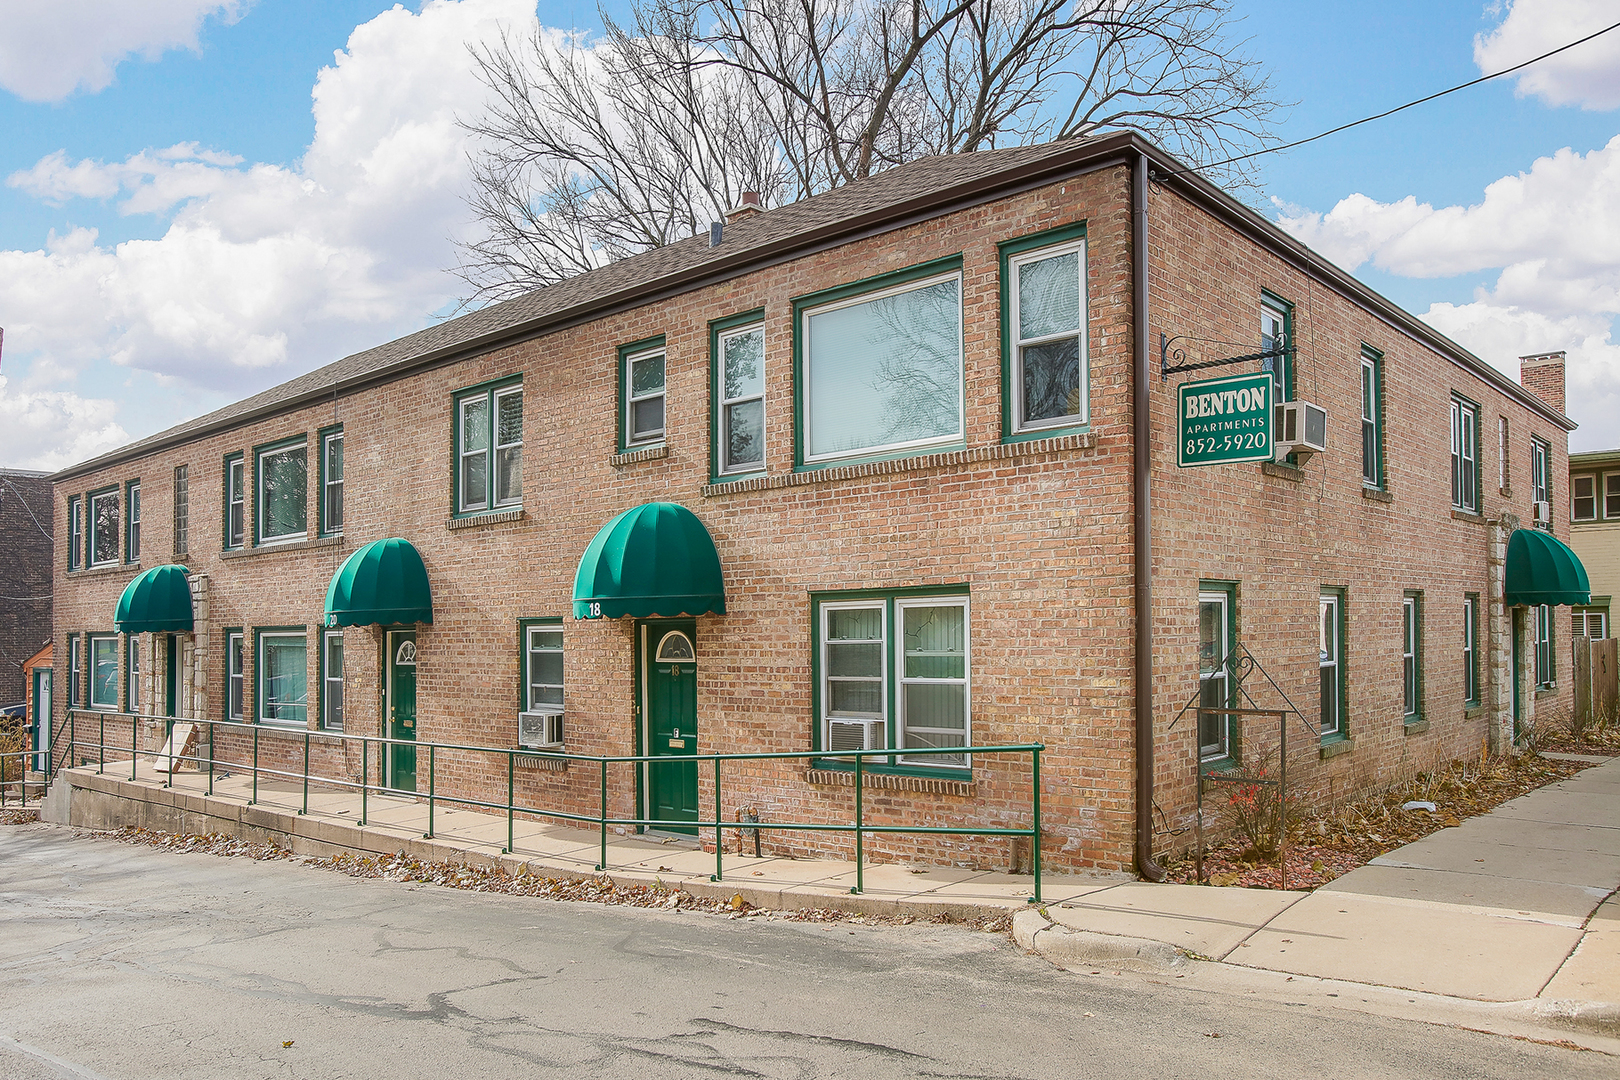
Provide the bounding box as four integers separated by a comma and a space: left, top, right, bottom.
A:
1161, 332, 1293, 381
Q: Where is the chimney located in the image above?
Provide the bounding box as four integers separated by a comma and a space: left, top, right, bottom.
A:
1520, 351, 1567, 415
725, 191, 763, 223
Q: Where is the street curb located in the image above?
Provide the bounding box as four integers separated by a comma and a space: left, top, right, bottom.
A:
1530, 998, 1620, 1038
1012, 909, 1188, 973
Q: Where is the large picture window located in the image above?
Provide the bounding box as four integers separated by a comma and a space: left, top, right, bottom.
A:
1450, 398, 1478, 512
1320, 591, 1344, 739
456, 381, 522, 514
800, 266, 963, 464
816, 589, 969, 769
89, 488, 120, 566
257, 440, 308, 544
523, 622, 564, 711
715, 320, 765, 475
258, 631, 307, 726
90, 634, 119, 710
1007, 237, 1087, 434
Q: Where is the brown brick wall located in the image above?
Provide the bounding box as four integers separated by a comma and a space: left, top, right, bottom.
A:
1, 470, 52, 704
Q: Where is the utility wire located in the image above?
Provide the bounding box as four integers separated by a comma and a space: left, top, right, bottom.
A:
1157, 18, 1620, 179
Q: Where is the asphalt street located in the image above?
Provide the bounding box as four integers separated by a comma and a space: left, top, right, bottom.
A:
0, 824, 1610, 1080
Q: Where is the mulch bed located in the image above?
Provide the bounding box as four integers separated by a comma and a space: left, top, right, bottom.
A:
1162, 751, 1595, 891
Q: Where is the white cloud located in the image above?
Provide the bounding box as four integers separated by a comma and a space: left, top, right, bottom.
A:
0, 376, 127, 472
0, 0, 537, 409
0, 1, 248, 103
1275, 135, 1620, 452
1475, 0, 1620, 111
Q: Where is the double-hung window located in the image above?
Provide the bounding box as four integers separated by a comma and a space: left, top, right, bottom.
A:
1361, 349, 1382, 488
1498, 417, 1510, 492
227, 631, 244, 720
258, 630, 307, 726
1463, 594, 1479, 705
523, 622, 564, 712
1533, 604, 1554, 689
89, 634, 119, 710
322, 629, 344, 731
88, 488, 120, 566
1402, 593, 1422, 721
125, 480, 141, 562
798, 261, 964, 466
224, 454, 245, 549
714, 317, 765, 475
455, 380, 522, 514
1574, 608, 1608, 639
1261, 295, 1291, 406
622, 346, 666, 449
1320, 591, 1344, 739
172, 465, 189, 557
1004, 230, 1088, 435
68, 635, 82, 707
1198, 588, 1233, 761
127, 635, 142, 714
256, 439, 308, 544
321, 429, 344, 535
1607, 475, 1620, 518
1450, 398, 1478, 512
817, 590, 969, 769
1573, 475, 1598, 520
67, 496, 82, 570
1531, 437, 1551, 527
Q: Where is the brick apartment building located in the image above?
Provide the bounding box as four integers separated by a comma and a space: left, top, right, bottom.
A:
1, 468, 52, 708
47, 132, 1586, 875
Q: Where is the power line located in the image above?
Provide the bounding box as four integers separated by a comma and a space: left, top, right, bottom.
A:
1158, 18, 1620, 179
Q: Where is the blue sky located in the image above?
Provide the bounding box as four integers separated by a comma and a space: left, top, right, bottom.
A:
1, 0, 1617, 470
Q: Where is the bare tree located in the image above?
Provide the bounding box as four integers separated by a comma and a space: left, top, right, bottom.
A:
455, 0, 1280, 304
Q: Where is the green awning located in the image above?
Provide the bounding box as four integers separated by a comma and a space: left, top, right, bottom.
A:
114, 564, 194, 633
1505, 528, 1591, 607
573, 503, 726, 620
324, 538, 433, 627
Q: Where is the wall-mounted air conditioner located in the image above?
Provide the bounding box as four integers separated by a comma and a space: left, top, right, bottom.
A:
1274, 400, 1328, 460
518, 710, 564, 749
1533, 501, 1552, 526
826, 718, 885, 754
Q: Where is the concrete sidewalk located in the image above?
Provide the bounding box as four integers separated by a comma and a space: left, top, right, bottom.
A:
41, 751, 1620, 1016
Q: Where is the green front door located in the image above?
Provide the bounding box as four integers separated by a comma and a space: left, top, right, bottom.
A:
645, 624, 698, 832
387, 631, 417, 792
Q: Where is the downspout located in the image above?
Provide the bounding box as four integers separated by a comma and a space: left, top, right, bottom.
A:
1134, 149, 1165, 881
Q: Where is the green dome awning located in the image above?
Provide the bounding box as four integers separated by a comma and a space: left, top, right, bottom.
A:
1505, 528, 1591, 607
114, 564, 194, 633
324, 538, 434, 627
573, 503, 726, 620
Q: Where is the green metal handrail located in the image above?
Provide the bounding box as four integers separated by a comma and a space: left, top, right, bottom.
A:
54, 710, 1046, 900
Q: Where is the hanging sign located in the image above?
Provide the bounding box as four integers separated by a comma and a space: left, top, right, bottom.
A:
1177, 372, 1273, 467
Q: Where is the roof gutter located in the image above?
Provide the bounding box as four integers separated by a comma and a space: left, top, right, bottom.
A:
1134, 149, 1164, 882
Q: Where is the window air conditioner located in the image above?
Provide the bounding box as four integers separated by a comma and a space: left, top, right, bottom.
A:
1274, 400, 1328, 460
518, 710, 564, 750
826, 718, 885, 754
1533, 501, 1552, 526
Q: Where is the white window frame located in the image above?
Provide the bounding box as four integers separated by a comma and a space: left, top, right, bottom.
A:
1320, 593, 1342, 738
1360, 353, 1379, 488
1198, 590, 1232, 761
821, 600, 888, 754
1009, 239, 1088, 433
1534, 604, 1553, 689
1402, 595, 1419, 718
88, 489, 120, 567
68, 495, 82, 570
493, 385, 523, 507
456, 383, 523, 513
172, 464, 189, 557
1463, 595, 1479, 704
127, 634, 142, 716
126, 480, 141, 562
256, 442, 308, 545
1531, 437, 1551, 524
322, 629, 344, 731
89, 634, 119, 711
258, 631, 308, 727
227, 632, 244, 721
801, 270, 965, 465
1261, 297, 1290, 405
1606, 473, 1620, 520
717, 322, 766, 475
1450, 398, 1478, 512
895, 596, 970, 767
68, 635, 82, 707
524, 623, 564, 712
1573, 474, 1598, 522
226, 456, 245, 549
1498, 416, 1510, 492
1575, 609, 1608, 639
322, 430, 344, 534
625, 348, 667, 448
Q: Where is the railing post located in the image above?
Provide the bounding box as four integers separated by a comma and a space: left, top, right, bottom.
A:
300, 729, 310, 815
424, 744, 435, 839
852, 751, 864, 895
163, 717, 174, 787
207, 721, 215, 797
1031, 746, 1043, 903
249, 725, 259, 805
596, 759, 607, 872
70, 711, 76, 777
711, 756, 723, 883
131, 716, 139, 781
359, 737, 368, 826
98, 712, 104, 774
504, 750, 514, 854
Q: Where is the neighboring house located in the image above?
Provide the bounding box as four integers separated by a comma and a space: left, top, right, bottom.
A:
0, 468, 52, 708
48, 132, 1585, 876
22, 642, 51, 772
1569, 442, 1620, 640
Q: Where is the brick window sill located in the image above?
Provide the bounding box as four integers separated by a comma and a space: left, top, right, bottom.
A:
1403, 718, 1430, 736
1464, 705, 1484, 720
1362, 486, 1394, 504
1319, 736, 1354, 760
68, 562, 140, 580
1451, 509, 1485, 523
222, 536, 341, 560
447, 507, 526, 531
1261, 461, 1304, 482
804, 768, 974, 796
514, 752, 568, 772
611, 444, 669, 467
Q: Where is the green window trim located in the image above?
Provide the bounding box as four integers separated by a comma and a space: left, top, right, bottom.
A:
124, 479, 141, 564
1261, 290, 1296, 403
222, 452, 246, 551
1450, 394, 1481, 513
809, 583, 971, 778
709, 309, 767, 482
88, 633, 120, 711
1320, 587, 1348, 743
86, 484, 120, 568
1360, 345, 1385, 490
451, 374, 524, 518
1197, 580, 1239, 766
125, 633, 141, 714
319, 627, 344, 731
615, 335, 667, 454
518, 617, 565, 714
224, 628, 245, 722
67, 633, 82, 707
792, 254, 966, 471
252, 434, 310, 546
318, 424, 344, 537
67, 495, 82, 570
255, 626, 308, 727
1402, 591, 1424, 723
999, 222, 1090, 443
